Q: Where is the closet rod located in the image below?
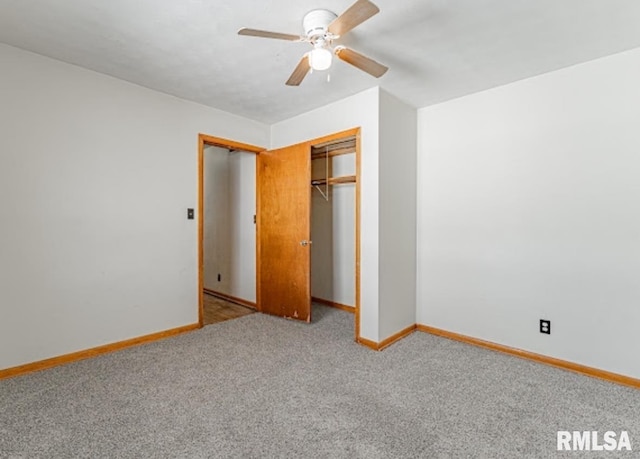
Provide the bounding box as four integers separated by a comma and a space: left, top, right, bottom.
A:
311, 175, 356, 186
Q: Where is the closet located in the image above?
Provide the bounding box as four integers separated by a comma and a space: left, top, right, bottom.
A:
310, 136, 357, 313
257, 130, 359, 326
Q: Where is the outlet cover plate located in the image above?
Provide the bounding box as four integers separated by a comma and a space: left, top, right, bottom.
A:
540, 319, 551, 335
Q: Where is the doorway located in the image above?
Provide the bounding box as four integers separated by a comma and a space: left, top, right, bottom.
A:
198, 135, 263, 326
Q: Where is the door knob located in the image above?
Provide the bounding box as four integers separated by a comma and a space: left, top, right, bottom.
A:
300, 240, 312, 246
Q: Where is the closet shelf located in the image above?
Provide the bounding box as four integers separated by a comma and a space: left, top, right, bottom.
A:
311, 175, 356, 186
311, 147, 355, 160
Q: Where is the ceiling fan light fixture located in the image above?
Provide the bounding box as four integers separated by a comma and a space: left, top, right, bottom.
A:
239, 0, 387, 86
309, 47, 332, 71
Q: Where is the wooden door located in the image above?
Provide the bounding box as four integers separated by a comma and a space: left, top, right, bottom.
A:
257, 143, 311, 322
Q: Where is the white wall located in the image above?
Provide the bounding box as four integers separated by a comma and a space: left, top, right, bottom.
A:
378, 90, 417, 339
0, 44, 268, 371
203, 146, 231, 292
417, 47, 640, 378
311, 154, 356, 307
203, 146, 256, 302
228, 151, 257, 302
271, 88, 380, 341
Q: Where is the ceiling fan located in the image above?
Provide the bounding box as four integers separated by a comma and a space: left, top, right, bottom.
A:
238, 0, 388, 86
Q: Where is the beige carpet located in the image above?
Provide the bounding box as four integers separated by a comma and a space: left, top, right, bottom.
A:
2, 305, 639, 457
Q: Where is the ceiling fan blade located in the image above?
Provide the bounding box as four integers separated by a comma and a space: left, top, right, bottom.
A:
286, 54, 311, 86
335, 47, 388, 78
238, 28, 302, 41
328, 0, 380, 36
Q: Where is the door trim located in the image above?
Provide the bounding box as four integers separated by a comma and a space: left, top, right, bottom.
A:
197, 134, 264, 327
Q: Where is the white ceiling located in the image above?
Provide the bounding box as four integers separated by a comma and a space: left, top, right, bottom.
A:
2, 0, 640, 124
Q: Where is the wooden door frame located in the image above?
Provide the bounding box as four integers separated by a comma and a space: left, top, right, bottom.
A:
197, 134, 264, 327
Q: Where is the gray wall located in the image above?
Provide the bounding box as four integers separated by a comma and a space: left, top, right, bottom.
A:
0, 44, 268, 370
417, 47, 640, 379
378, 90, 418, 339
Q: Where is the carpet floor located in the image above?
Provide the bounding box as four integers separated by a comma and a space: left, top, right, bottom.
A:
1, 305, 639, 458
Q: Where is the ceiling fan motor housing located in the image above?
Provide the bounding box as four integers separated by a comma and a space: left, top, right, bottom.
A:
303, 9, 337, 38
